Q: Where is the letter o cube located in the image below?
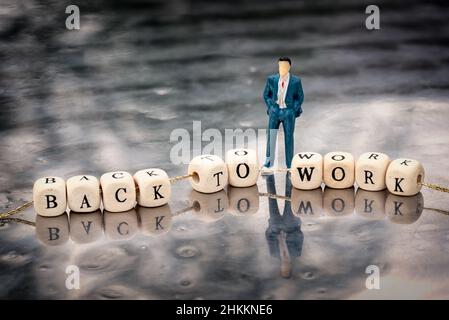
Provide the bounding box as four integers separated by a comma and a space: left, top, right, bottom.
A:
134, 168, 171, 207
188, 154, 228, 193
355, 152, 390, 191
323, 152, 355, 189
291, 152, 323, 190
66, 175, 101, 212
33, 176, 67, 217
100, 171, 136, 212
386, 158, 425, 196
225, 148, 259, 187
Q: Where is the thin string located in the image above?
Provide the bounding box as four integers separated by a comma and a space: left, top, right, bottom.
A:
0, 201, 34, 219
420, 182, 449, 194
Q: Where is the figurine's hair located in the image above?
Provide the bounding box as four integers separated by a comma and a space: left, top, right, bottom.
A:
278, 57, 291, 65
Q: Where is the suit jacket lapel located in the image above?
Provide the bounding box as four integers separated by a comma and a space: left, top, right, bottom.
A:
273, 74, 280, 96
286, 76, 294, 100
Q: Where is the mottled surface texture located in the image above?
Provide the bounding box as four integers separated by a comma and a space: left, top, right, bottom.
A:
1, 0, 449, 299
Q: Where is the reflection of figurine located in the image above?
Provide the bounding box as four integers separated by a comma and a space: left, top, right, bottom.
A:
262, 57, 304, 172
265, 174, 303, 278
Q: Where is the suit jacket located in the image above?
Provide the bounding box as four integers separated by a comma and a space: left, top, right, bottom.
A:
263, 74, 304, 118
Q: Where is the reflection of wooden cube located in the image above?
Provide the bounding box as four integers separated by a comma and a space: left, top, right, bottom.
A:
355, 189, 387, 219
386, 158, 425, 196
104, 209, 138, 240
35, 213, 69, 246
227, 185, 259, 216
70, 210, 103, 244
225, 149, 259, 187
100, 171, 136, 212
323, 152, 355, 189
188, 154, 228, 193
134, 168, 171, 207
386, 192, 423, 224
33, 176, 67, 217
67, 175, 101, 212
291, 187, 323, 218
355, 152, 390, 191
323, 187, 355, 216
190, 189, 228, 222
291, 152, 323, 190
138, 205, 172, 236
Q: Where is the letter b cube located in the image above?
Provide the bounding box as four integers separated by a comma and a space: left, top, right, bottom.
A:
33, 176, 67, 217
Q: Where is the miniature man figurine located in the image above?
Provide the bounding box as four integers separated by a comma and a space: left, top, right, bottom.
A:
262, 57, 304, 173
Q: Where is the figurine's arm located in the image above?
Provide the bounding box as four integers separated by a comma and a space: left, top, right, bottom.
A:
263, 78, 278, 114
293, 79, 304, 117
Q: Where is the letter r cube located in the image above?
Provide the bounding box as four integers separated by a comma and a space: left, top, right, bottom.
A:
355, 152, 390, 191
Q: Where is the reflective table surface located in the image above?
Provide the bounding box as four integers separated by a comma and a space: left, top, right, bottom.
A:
1, 0, 449, 299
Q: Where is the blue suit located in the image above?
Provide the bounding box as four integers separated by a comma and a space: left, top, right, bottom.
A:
263, 73, 304, 168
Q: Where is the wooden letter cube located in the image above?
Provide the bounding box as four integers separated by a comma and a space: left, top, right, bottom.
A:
386, 158, 425, 196
355, 152, 390, 191
323, 152, 355, 189
188, 154, 228, 193
33, 176, 67, 217
134, 168, 171, 207
291, 152, 323, 190
225, 149, 259, 187
100, 171, 136, 212
66, 175, 101, 212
